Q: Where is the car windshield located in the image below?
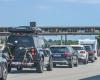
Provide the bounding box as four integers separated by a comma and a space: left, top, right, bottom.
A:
7, 35, 34, 47
50, 47, 69, 53
72, 46, 84, 50
84, 46, 92, 51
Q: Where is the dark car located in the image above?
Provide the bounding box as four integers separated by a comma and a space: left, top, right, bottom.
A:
84, 45, 95, 62
0, 52, 8, 80
3, 27, 53, 73
50, 45, 78, 68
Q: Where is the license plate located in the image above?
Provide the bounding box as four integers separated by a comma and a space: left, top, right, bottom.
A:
53, 54, 61, 57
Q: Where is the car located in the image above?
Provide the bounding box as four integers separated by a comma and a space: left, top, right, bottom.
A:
0, 50, 8, 80
50, 45, 78, 68
84, 45, 95, 62
71, 45, 88, 64
3, 27, 53, 73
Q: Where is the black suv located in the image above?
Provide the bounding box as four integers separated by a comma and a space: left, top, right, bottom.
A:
50, 45, 78, 68
3, 27, 53, 73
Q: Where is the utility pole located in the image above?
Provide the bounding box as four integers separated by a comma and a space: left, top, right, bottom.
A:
65, 35, 67, 45
61, 35, 63, 45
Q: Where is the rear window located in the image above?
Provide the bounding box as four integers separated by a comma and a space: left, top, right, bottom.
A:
72, 46, 84, 50
50, 47, 69, 53
84, 46, 92, 51
7, 35, 34, 47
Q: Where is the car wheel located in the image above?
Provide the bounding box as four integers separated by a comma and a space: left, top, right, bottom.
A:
68, 59, 74, 68
36, 59, 44, 73
83, 60, 88, 64
53, 63, 56, 67
1, 64, 8, 80
74, 58, 78, 67
17, 67, 23, 71
91, 57, 95, 63
47, 58, 53, 71
95, 57, 97, 60
7, 64, 11, 73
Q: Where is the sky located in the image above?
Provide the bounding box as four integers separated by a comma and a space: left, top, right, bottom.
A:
0, 0, 99, 40
0, 0, 100, 26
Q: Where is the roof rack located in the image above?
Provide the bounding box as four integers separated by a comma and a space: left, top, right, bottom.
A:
8, 26, 42, 34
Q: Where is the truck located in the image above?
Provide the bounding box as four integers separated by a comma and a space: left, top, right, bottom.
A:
79, 39, 98, 60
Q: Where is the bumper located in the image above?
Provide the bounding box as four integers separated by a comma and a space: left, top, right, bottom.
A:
78, 58, 87, 62
53, 61, 69, 65
11, 62, 35, 68
52, 58, 70, 65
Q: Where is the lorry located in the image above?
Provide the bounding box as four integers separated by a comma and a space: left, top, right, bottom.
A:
79, 39, 98, 60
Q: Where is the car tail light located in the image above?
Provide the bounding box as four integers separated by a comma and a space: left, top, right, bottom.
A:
88, 51, 95, 54
31, 48, 36, 56
92, 50, 95, 54
64, 52, 72, 57
80, 51, 85, 54
93, 50, 96, 53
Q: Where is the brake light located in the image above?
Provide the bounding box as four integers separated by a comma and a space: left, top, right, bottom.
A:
91, 51, 96, 54
88, 51, 95, 54
80, 51, 85, 54
64, 52, 72, 57
31, 48, 36, 56
93, 51, 96, 53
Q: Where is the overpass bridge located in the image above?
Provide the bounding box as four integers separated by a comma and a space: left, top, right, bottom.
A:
0, 26, 100, 36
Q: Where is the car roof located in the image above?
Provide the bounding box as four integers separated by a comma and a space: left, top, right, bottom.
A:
70, 45, 84, 47
83, 45, 91, 47
50, 45, 70, 47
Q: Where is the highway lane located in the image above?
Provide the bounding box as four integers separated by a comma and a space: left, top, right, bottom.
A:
7, 58, 100, 80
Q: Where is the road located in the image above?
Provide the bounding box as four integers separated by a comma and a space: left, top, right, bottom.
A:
7, 58, 100, 80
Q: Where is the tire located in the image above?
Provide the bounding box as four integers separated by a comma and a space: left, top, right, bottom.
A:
68, 59, 74, 68
53, 63, 56, 67
0, 64, 8, 80
74, 58, 78, 67
95, 57, 97, 60
36, 60, 44, 73
91, 60, 95, 63
47, 59, 53, 71
91, 57, 95, 63
17, 67, 23, 71
83, 60, 88, 64
7, 64, 11, 73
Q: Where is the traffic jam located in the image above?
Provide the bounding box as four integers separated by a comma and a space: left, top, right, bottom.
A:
0, 26, 98, 80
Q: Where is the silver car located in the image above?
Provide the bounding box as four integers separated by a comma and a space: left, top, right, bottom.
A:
0, 51, 8, 80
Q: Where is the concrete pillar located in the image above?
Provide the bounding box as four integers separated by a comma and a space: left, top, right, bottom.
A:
61, 35, 63, 45
65, 35, 67, 45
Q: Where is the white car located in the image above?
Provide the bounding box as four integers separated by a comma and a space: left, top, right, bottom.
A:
71, 45, 88, 64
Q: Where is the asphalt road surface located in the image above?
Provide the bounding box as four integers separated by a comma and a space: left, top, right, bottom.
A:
7, 58, 100, 80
